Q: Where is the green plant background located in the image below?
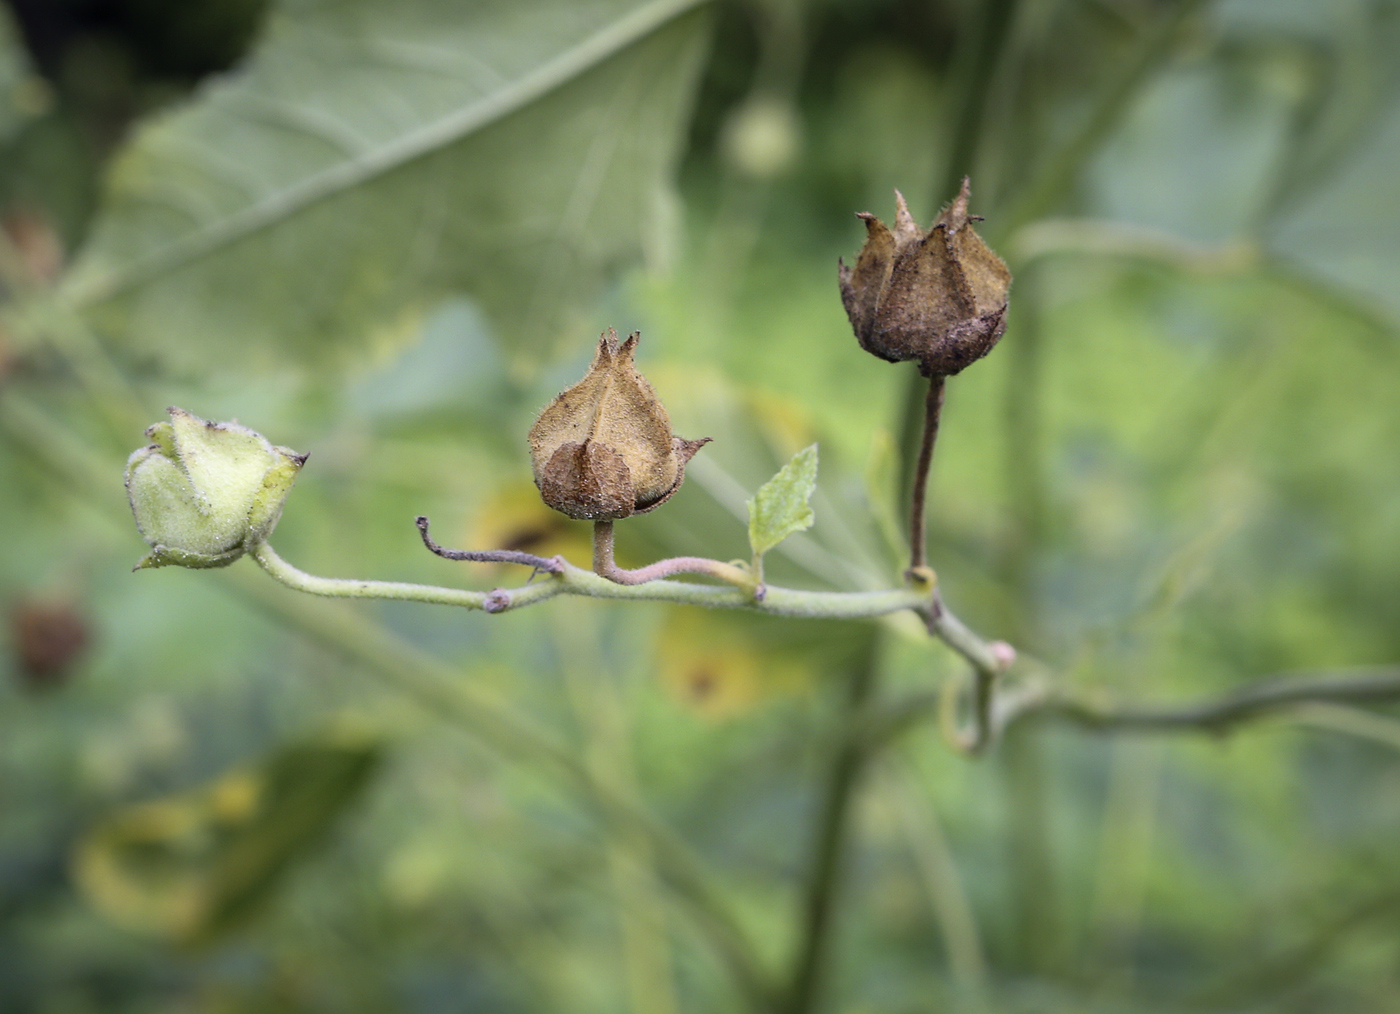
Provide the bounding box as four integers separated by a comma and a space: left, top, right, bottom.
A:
2, 0, 1400, 1011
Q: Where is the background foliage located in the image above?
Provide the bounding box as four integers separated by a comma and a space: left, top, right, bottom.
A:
2, 0, 1400, 1011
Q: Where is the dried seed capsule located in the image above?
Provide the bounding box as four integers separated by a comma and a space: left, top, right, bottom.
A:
528, 329, 709, 520
838, 178, 1011, 377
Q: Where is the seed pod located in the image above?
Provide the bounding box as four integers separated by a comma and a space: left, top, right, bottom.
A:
125, 407, 307, 569
838, 178, 1011, 377
528, 329, 709, 521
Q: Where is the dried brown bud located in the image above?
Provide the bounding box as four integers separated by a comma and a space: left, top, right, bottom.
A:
528, 329, 709, 520
838, 178, 1011, 377
10, 598, 90, 693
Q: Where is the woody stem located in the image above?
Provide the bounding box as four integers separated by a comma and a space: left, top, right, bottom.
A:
908, 373, 947, 573
592, 521, 754, 589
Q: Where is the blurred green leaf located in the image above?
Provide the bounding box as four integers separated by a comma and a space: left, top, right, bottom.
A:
0, 5, 40, 145
1268, 78, 1400, 325
6, 1, 1400, 1008
61, 0, 712, 375
746, 443, 816, 561
73, 726, 380, 944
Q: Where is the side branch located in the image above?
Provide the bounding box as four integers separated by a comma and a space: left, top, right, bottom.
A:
250, 540, 931, 621
592, 520, 754, 590
417, 515, 564, 573
867, 668, 1400, 750
1025, 669, 1400, 734
922, 593, 1016, 755
251, 540, 492, 609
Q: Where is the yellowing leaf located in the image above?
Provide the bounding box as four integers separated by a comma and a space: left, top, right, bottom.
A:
73, 728, 380, 944
654, 608, 810, 718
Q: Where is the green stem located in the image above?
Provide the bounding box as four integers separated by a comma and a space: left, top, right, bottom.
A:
553, 608, 682, 1014
1001, 724, 1056, 973
865, 670, 1400, 754
993, 0, 1208, 242
878, 759, 988, 1007
937, 0, 1022, 205
1024, 669, 1400, 734
781, 631, 881, 1014
999, 265, 1044, 643
250, 540, 929, 621
251, 541, 494, 608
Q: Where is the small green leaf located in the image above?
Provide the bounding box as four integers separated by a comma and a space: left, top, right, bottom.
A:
747, 444, 818, 560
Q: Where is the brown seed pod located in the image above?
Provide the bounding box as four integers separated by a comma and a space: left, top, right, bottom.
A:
528, 329, 709, 521
10, 599, 90, 693
838, 178, 1011, 377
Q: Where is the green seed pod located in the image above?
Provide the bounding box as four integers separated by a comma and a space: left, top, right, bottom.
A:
838, 178, 1011, 377
125, 407, 306, 570
528, 329, 709, 520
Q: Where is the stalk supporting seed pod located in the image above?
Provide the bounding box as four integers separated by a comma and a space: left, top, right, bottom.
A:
528, 329, 709, 521
838, 178, 1011, 378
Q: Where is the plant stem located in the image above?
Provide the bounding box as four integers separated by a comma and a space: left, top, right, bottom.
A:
937, 0, 1021, 204
1025, 669, 1400, 734
252, 538, 926, 621
553, 608, 682, 1014
866, 669, 1400, 750
925, 594, 1012, 755
894, 0, 1020, 522
251, 541, 494, 608
878, 759, 988, 1007
896, 0, 1208, 555
1000, 723, 1056, 973
907, 374, 946, 573
592, 519, 754, 588
782, 633, 880, 1014
994, 0, 1208, 240
995, 262, 1056, 972
417, 515, 564, 573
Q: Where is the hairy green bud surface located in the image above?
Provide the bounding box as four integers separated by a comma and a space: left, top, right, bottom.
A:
125, 407, 306, 570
